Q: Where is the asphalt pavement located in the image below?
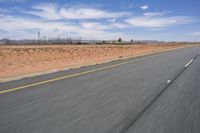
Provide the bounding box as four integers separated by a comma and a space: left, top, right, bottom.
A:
0, 45, 200, 133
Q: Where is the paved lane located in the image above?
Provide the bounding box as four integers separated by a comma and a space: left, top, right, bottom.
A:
0, 45, 200, 133
127, 49, 200, 133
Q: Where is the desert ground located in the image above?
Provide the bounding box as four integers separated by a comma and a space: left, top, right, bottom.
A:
0, 44, 189, 81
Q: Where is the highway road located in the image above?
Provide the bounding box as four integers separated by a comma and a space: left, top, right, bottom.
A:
0, 45, 200, 133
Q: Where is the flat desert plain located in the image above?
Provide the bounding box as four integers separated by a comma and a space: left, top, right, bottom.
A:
0, 44, 189, 81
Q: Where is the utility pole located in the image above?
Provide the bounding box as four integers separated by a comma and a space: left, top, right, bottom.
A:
118, 37, 123, 58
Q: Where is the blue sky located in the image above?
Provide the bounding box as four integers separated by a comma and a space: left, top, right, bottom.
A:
0, 0, 200, 41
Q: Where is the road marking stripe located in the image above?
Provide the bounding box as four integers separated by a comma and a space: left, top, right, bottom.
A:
0, 54, 162, 94
167, 80, 171, 84
184, 59, 194, 68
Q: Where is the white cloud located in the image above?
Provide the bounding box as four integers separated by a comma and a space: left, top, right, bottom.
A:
0, 13, 132, 40
111, 23, 127, 28
60, 7, 128, 19
0, 2, 130, 39
0, 14, 80, 34
26, 3, 129, 20
81, 22, 128, 30
0, 3, 198, 41
149, 28, 165, 31
81, 22, 110, 30
143, 12, 167, 17
126, 12, 196, 28
28, 3, 61, 20
140, 5, 148, 10
108, 18, 117, 22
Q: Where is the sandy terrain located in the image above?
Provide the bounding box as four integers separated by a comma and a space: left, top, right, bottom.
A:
0, 44, 189, 81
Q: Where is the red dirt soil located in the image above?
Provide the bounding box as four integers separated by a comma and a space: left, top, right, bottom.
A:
0, 44, 189, 81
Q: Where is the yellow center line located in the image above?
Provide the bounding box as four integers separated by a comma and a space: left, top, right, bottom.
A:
0, 46, 187, 95
0, 54, 161, 94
